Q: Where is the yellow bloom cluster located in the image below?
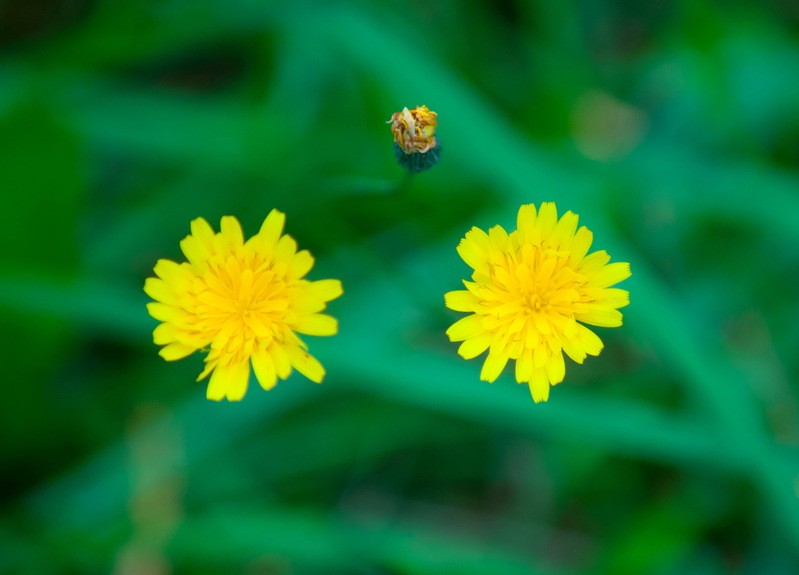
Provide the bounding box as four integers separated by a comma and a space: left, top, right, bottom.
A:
144, 210, 342, 401
145, 112, 630, 405
445, 203, 631, 402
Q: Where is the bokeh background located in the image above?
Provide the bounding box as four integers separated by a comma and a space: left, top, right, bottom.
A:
2, 0, 799, 573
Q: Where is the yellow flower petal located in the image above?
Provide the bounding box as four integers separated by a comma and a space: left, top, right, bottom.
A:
287, 250, 314, 280
567, 226, 593, 265
588, 261, 632, 288
444, 290, 479, 312
153, 259, 184, 281
480, 349, 509, 382
601, 287, 631, 308
307, 279, 344, 303
545, 351, 566, 385
516, 203, 538, 244
190, 217, 215, 246
561, 332, 587, 364
294, 314, 338, 336
574, 324, 604, 356
528, 369, 550, 402
446, 314, 484, 342
184, 217, 218, 263
457, 332, 492, 359
269, 343, 292, 379
220, 216, 244, 250
205, 361, 249, 401
536, 202, 558, 243
274, 235, 297, 271
146, 302, 180, 322
488, 225, 510, 253
457, 227, 490, 271
252, 350, 278, 390
153, 323, 179, 346
582, 287, 630, 308
197, 356, 216, 381
534, 340, 551, 368
225, 361, 251, 401
551, 210, 578, 249
515, 349, 533, 383
158, 342, 195, 361
576, 307, 624, 328
577, 250, 611, 276
258, 209, 285, 248
143, 277, 174, 305
286, 346, 325, 383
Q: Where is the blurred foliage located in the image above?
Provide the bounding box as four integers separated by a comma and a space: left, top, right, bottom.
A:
1, 0, 799, 573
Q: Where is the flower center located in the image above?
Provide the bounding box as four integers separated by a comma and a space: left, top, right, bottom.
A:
199, 264, 291, 348
235, 298, 254, 318
521, 289, 550, 315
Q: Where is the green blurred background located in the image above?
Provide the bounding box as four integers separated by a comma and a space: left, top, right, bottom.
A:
2, 0, 799, 573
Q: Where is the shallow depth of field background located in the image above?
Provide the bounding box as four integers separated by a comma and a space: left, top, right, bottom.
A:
2, 1, 799, 573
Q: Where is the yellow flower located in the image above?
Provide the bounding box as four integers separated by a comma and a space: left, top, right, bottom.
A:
144, 211, 343, 401
388, 105, 438, 154
445, 203, 630, 403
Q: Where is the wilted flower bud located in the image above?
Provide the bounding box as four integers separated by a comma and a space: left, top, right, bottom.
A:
388, 105, 441, 173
